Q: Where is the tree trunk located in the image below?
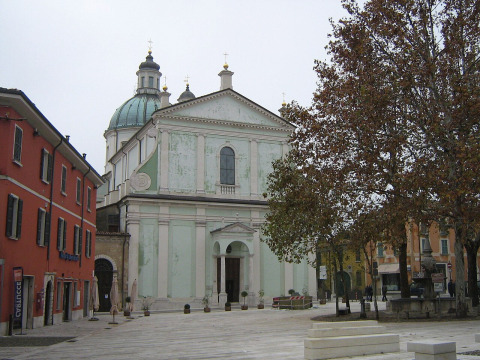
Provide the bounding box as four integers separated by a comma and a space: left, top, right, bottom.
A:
465, 241, 480, 307
398, 242, 410, 298
454, 228, 468, 317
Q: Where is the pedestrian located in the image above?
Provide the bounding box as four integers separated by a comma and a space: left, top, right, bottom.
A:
382, 285, 387, 301
368, 285, 373, 301
448, 280, 454, 298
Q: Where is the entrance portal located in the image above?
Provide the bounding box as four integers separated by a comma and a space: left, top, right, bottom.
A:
44, 281, 53, 325
95, 258, 113, 312
217, 258, 240, 302
62, 282, 71, 321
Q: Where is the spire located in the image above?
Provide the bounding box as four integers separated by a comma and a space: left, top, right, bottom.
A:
136, 44, 162, 95
219, 52, 234, 90
279, 93, 287, 117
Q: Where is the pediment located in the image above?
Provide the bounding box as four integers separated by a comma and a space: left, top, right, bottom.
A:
155, 89, 293, 131
210, 222, 256, 235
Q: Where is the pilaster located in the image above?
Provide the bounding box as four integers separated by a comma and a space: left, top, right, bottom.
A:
159, 130, 169, 192
250, 139, 258, 196
196, 133, 205, 194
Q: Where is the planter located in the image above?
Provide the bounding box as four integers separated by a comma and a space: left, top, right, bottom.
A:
241, 305, 248, 310
342, 298, 346, 303
204, 307, 211, 313
123, 310, 131, 317
225, 306, 231, 311
319, 299, 327, 305
184, 309, 190, 314
257, 304, 264, 309
144, 310, 150, 316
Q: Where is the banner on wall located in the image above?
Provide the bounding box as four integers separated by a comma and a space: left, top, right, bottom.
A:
13, 267, 23, 329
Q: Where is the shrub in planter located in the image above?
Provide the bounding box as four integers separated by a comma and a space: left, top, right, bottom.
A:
124, 296, 131, 316
225, 302, 231, 311
184, 304, 191, 314
241, 290, 249, 310
257, 289, 265, 309
202, 295, 210, 312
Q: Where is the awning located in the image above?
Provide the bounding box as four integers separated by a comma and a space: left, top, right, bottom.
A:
378, 263, 399, 274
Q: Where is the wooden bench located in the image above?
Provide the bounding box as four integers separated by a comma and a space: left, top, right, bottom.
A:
407, 340, 456, 360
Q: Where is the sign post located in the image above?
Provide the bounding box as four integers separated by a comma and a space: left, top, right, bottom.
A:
13, 267, 23, 334
447, 262, 452, 281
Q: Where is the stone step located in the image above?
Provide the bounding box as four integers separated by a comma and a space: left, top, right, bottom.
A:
305, 341, 400, 360
312, 320, 378, 329
305, 333, 399, 349
308, 325, 386, 338
476, 333, 480, 343
407, 341, 456, 360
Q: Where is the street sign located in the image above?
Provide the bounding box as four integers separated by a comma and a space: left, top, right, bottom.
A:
447, 262, 452, 269
319, 266, 327, 280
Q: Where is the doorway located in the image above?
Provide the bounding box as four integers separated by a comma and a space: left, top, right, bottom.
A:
22, 276, 34, 329
95, 258, 113, 312
217, 258, 240, 302
63, 282, 71, 321
44, 281, 53, 325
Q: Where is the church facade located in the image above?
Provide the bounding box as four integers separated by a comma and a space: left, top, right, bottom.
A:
96, 51, 316, 309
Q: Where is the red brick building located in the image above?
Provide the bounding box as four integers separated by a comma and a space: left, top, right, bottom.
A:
0, 88, 103, 334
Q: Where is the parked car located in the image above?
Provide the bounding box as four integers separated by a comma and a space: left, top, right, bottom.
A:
410, 282, 424, 297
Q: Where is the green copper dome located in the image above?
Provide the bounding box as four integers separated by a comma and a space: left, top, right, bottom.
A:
108, 94, 160, 130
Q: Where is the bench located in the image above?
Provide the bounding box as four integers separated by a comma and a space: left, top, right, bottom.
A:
305, 320, 399, 360
407, 341, 456, 360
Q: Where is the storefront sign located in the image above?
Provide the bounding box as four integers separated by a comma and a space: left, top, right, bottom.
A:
13, 267, 23, 327
59, 251, 79, 261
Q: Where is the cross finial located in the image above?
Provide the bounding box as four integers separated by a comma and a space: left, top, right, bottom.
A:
184, 75, 190, 85
224, 52, 229, 64
148, 39, 153, 52
282, 92, 287, 106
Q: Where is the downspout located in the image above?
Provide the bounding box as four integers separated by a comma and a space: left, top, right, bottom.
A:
79, 162, 91, 268
120, 203, 129, 301
47, 138, 64, 263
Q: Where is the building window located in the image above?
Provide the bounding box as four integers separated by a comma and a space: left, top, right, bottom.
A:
13, 125, 23, 163
73, 225, 82, 255
6, 194, 23, 239
355, 249, 361, 262
148, 76, 154, 88
61, 165, 67, 194
141, 77, 145, 87
441, 239, 448, 255
76, 178, 82, 204
40, 149, 53, 183
108, 214, 120, 232
157, 78, 160, 90
220, 147, 235, 185
87, 187, 92, 211
85, 230, 92, 258
57, 218, 67, 251
377, 242, 384, 257
421, 238, 426, 254
356, 270, 362, 287
36, 208, 50, 246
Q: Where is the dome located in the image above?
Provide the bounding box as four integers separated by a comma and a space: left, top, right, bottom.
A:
108, 93, 161, 130
139, 51, 160, 71
177, 84, 196, 102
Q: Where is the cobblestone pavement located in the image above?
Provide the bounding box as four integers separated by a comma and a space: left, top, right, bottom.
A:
0, 301, 479, 359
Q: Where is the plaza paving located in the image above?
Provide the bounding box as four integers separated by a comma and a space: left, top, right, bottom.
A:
1, 301, 480, 359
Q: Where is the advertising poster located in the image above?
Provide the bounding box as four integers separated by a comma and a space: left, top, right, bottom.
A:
13, 267, 23, 329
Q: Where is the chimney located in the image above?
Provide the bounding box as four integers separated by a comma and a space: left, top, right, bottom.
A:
218, 64, 234, 90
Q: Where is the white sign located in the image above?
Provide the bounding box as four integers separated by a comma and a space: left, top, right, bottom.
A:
434, 282, 444, 292
319, 266, 327, 280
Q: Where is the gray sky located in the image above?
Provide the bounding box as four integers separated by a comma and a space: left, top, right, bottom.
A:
1, 0, 349, 174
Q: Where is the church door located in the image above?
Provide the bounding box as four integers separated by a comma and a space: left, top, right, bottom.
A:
95, 259, 113, 312
217, 258, 240, 302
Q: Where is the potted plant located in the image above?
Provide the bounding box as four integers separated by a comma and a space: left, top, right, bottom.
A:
225, 301, 231, 311
257, 289, 265, 309
184, 304, 191, 314
202, 296, 211, 313
124, 296, 131, 316
288, 289, 295, 296
142, 296, 153, 316
241, 290, 249, 310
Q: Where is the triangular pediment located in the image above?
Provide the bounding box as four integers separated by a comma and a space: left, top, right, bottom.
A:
210, 222, 256, 234
155, 89, 293, 131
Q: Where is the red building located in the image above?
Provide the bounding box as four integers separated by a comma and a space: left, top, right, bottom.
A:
0, 88, 103, 334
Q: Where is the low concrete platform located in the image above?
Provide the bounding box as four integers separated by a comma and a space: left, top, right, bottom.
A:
407, 340, 456, 360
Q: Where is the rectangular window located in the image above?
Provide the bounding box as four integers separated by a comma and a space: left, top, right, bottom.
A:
57, 218, 67, 251
85, 230, 92, 258
73, 225, 82, 255
87, 187, 92, 211
377, 242, 384, 257
148, 76, 154, 87
13, 125, 23, 163
76, 178, 82, 204
61, 165, 67, 194
141, 77, 145, 87
441, 239, 448, 255
73, 282, 78, 307
56, 281, 62, 310
355, 250, 361, 262
421, 238, 426, 254
36, 208, 50, 246
6, 194, 23, 239
40, 149, 53, 183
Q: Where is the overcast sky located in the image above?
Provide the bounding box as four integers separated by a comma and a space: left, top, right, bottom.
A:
1, 0, 350, 174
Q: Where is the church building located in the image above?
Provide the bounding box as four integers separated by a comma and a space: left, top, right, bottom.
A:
96, 50, 316, 309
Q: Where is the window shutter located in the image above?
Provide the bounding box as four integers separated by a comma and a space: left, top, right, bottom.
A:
40, 149, 45, 179
37, 208, 43, 245
44, 212, 50, 246
63, 220, 67, 250
79, 229, 83, 256
47, 153, 53, 183
57, 219, 62, 250
6, 194, 14, 237
16, 199, 23, 238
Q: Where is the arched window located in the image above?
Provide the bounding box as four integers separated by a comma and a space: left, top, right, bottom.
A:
220, 147, 235, 185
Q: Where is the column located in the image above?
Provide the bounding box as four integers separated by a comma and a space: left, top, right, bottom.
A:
126, 211, 140, 293
250, 139, 258, 197
285, 262, 294, 296
159, 130, 169, 192
248, 254, 255, 306
195, 218, 206, 298
157, 209, 169, 298
251, 212, 261, 296
218, 255, 227, 307
212, 256, 218, 303
196, 134, 205, 194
